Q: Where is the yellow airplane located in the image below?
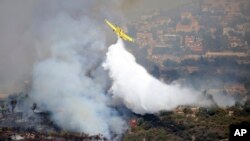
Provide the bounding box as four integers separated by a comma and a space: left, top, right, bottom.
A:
105, 19, 134, 42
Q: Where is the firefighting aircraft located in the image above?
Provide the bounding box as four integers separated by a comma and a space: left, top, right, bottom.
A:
105, 19, 134, 42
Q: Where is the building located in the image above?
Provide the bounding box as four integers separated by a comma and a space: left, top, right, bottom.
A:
176, 12, 200, 33
204, 51, 247, 58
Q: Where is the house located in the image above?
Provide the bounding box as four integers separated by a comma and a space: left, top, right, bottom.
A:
176, 12, 200, 33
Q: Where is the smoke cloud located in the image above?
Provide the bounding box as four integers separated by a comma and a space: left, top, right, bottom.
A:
0, 0, 187, 95
103, 38, 234, 114
30, 15, 127, 137
0, 0, 35, 94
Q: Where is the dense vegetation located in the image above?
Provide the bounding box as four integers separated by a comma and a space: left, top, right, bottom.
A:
124, 103, 250, 141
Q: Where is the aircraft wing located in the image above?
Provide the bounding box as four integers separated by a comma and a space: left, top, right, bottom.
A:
105, 19, 117, 31
121, 32, 134, 42
105, 19, 135, 42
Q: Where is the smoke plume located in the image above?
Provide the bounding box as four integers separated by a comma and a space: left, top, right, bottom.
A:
0, 0, 187, 95
31, 15, 127, 137
103, 38, 234, 114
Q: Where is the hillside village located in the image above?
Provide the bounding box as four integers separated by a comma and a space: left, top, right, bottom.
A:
129, 0, 250, 97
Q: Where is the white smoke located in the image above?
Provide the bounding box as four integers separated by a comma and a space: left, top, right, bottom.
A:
31, 15, 126, 138
103, 38, 214, 114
